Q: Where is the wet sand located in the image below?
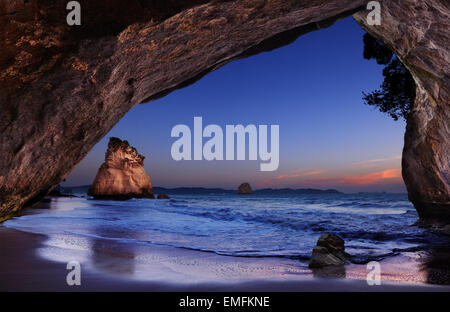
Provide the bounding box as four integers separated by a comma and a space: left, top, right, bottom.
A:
1, 227, 450, 292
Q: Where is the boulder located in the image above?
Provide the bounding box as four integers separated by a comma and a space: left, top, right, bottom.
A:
88, 137, 154, 200
238, 183, 253, 195
157, 193, 170, 199
308, 233, 350, 268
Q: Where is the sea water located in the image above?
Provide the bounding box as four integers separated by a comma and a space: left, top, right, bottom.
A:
3, 191, 443, 266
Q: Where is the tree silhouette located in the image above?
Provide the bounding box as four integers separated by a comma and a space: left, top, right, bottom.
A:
362, 33, 415, 121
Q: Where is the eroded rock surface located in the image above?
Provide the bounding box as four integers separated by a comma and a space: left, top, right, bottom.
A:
88, 137, 154, 199
309, 234, 350, 268
0, 0, 448, 223
354, 0, 450, 224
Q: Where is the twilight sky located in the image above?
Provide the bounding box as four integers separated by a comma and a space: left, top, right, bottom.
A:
62, 17, 407, 193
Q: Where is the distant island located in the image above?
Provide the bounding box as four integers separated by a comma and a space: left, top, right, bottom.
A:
251, 188, 342, 195
58, 185, 342, 196
152, 187, 343, 195
122, 186, 343, 195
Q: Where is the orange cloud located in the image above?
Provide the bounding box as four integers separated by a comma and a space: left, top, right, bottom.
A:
337, 169, 402, 185
257, 168, 403, 189
255, 179, 276, 188
276, 170, 324, 179
303, 169, 403, 186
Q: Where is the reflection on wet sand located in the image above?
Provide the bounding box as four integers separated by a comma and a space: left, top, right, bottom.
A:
311, 265, 346, 279
87, 201, 143, 276
89, 238, 137, 276
10, 197, 450, 287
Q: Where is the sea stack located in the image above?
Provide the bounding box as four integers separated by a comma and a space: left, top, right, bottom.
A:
238, 183, 253, 195
88, 137, 154, 199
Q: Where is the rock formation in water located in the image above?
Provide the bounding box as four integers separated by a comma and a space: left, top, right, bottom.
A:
157, 193, 170, 199
309, 234, 350, 268
238, 183, 253, 195
88, 138, 154, 199
0, 1, 448, 224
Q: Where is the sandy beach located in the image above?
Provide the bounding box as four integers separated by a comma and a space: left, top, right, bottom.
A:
1, 225, 450, 292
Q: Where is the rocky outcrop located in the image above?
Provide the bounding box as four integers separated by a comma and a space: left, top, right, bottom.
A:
238, 183, 253, 195
157, 193, 170, 199
0, 1, 448, 223
354, 0, 450, 225
309, 234, 350, 268
88, 138, 154, 199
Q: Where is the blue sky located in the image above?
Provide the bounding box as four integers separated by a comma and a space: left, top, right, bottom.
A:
63, 17, 406, 193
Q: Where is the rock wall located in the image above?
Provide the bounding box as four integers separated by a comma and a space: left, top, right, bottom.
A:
88, 138, 154, 199
354, 0, 450, 224
0, 0, 448, 223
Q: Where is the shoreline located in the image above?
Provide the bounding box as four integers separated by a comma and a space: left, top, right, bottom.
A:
1, 227, 450, 292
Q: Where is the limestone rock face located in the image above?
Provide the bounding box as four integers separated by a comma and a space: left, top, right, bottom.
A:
88, 138, 154, 199
309, 234, 350, 268
354, 0, 450, 224
238, 183, 253, 195
0, 0, 448, 223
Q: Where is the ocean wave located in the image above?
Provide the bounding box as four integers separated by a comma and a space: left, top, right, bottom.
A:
3, 192, 439, 262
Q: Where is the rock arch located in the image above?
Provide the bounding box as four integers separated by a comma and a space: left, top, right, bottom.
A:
0, 0, 448, 224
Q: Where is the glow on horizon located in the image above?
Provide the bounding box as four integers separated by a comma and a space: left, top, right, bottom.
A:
258, 168, 402, 187
255, 164, 403, 192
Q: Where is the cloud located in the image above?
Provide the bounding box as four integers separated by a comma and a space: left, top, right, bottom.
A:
255, 179, 277, 188
338, 169, 402, 185
305, 169, 402, 186
276, 170, 324, 180
352, 155, 401, 166
257, 168, 403, 189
